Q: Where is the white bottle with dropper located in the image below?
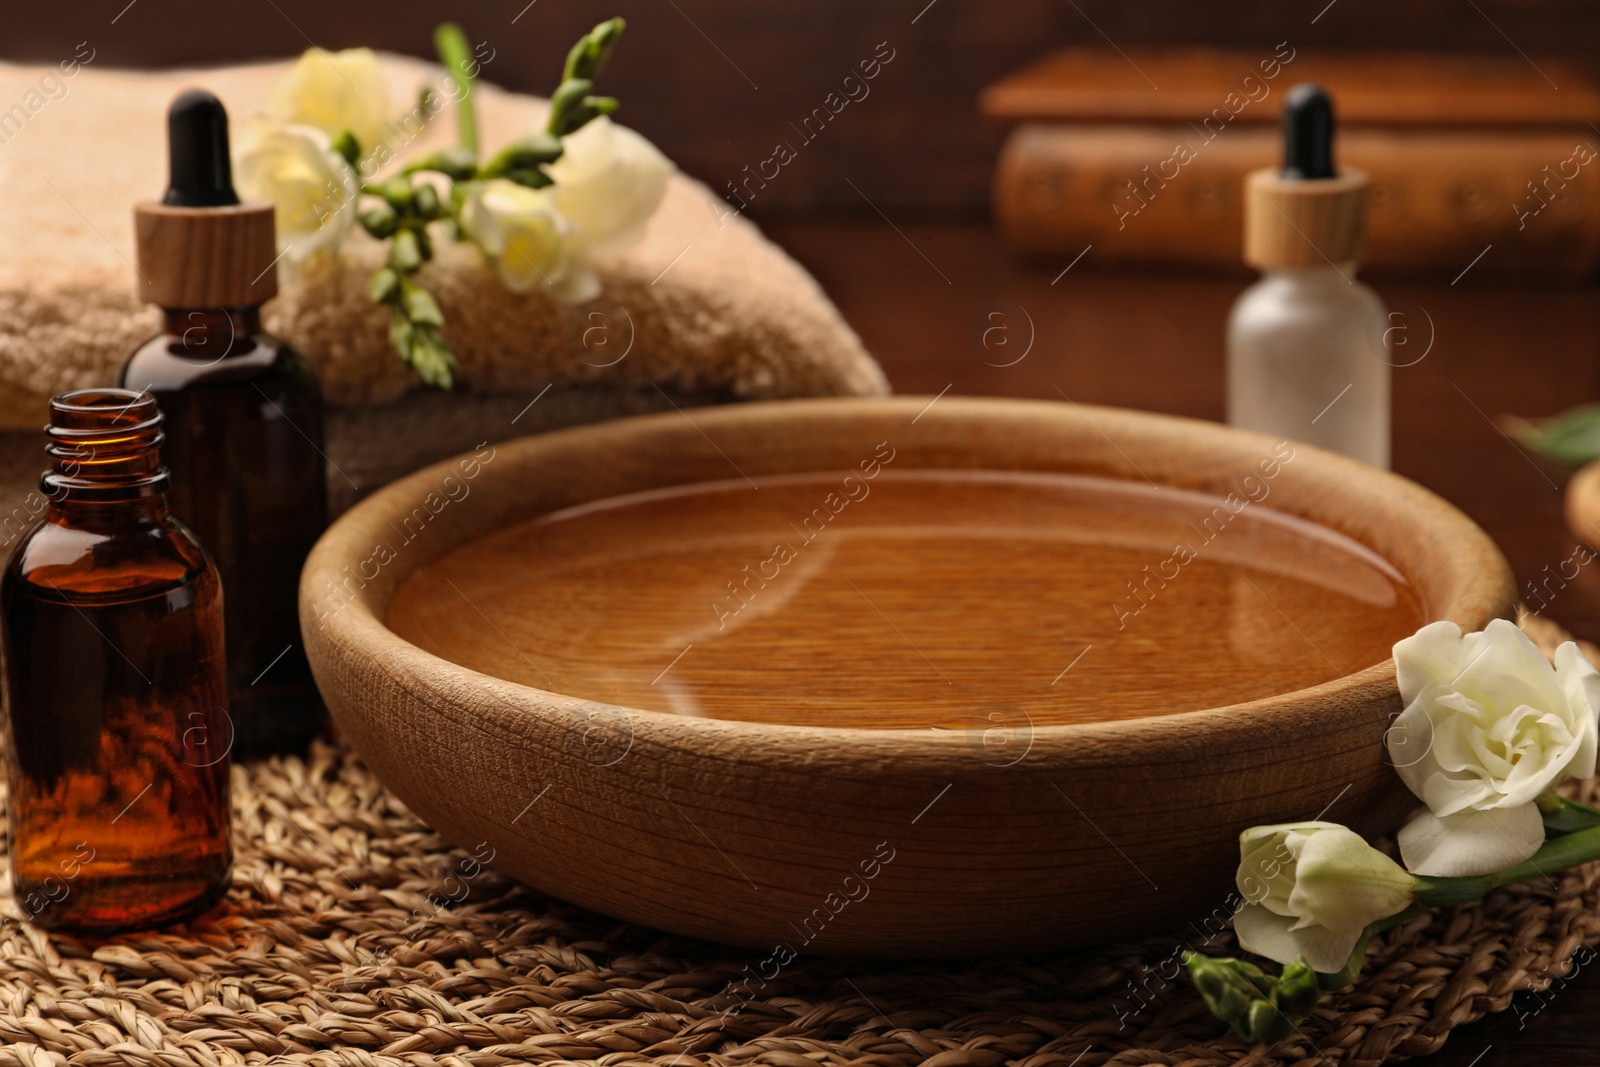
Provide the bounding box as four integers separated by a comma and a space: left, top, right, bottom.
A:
1227, 83, 1390, 469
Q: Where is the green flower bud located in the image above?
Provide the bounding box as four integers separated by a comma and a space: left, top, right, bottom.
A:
413, 184, 441, 220
368, 267, 401, 304
504, 168, 553, 190
1191, 964, 1248, 1020
1241, 999, 1292, 1045
547, 78, 592, 136
563, 18, 625, 81
562, 37, 592, 83
399, 279, 444, 327
389, 308, 414, 356
407, 322, 456, 388
480, 133, 564, 179
381, 177, 415, 213
330, 129, 361, 166
360, 206, 398, 239
390, 229, 422, 273
403, 146, 479, 181
1271, 960, 1320, 1020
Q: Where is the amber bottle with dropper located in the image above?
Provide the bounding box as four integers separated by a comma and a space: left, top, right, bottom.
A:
124, 90, 328, 753
2, 389, 231, 930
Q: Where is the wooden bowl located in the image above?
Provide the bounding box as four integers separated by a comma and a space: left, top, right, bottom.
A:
301, 397, 1514, 957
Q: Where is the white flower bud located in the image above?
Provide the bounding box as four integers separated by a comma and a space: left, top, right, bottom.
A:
1234, 822, 1413, 972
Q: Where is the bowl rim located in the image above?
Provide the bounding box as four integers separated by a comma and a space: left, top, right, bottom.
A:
303, 395, 1516, 749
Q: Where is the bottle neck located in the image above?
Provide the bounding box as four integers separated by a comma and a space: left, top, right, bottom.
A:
161, 305, 263, 359
42, 389, 171, 525
1261, 262, 1362, 284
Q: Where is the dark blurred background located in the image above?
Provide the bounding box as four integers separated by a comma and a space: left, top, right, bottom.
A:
8, 0, 1599, 217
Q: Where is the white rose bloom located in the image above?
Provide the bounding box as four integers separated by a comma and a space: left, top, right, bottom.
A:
1234, 822, 1414, 972
459, 179, 598, 303
234, 120, 358, 265
544, 116, 673, 256
266, 47, 390, 154
1387, 618, 1600, 877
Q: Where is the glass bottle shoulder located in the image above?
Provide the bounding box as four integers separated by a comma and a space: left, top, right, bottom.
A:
123, 328, 320, 396
6, 513, 214, 605
1229, 268, 1385, 335
1228, 267, 1382, 321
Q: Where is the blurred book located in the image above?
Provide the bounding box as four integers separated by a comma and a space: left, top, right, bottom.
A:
981, 48, 1600, 278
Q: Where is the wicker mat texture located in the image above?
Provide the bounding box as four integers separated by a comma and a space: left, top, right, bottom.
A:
1, 615, 1598, 1067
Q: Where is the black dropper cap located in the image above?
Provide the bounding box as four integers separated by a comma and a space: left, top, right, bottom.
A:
1281, 82, 1336, 181
162, 89, 241, 208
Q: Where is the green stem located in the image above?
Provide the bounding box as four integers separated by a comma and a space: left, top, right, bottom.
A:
1543, 794, 1600, 835
1415, 822, 1600, 907
433, 23, 479, 157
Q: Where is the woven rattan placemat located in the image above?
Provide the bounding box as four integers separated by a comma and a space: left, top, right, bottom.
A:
2, 615, 1598, 1067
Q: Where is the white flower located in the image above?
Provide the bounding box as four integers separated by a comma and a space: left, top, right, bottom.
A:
459, 179, 597, 302
1387, 618, 1600, 877
266, 47, 390, 154
544, 116, 673, 257
1234, 822, 1414, 972
234, 119, 359, 265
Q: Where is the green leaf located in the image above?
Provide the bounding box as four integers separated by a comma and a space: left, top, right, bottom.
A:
1507, 404, 1600, 466
400, 279, 445, 326
390, 230, 422, 273
368, 267, 401, 304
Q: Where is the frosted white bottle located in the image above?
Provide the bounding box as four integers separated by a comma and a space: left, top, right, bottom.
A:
1229, 82, 1390, 468
1227, 265, 1390, 468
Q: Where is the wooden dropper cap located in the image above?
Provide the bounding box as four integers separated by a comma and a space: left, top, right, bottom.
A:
1243, 83, 1369, 269
134, 90, 278, 308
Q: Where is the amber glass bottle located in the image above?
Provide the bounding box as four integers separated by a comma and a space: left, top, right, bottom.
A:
2, 389, 232, 930
122, 306, 328, 752
126, 89, 328, 753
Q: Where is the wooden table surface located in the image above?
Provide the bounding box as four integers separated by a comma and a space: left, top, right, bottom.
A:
766, 217, 1600, 1065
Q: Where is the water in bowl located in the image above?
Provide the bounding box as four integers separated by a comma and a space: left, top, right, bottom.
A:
386, 470, 1424, 728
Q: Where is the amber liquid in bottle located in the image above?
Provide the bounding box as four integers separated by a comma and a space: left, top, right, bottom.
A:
122, 307, 328, 754
2, 390, 231, 930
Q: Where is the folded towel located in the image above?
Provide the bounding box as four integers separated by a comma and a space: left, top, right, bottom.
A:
0, 53, 887, 429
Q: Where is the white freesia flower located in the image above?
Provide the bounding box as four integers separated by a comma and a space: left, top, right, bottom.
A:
459, 179, 597, 302
1234, 822, 1414, 972
234, 119, 358, 265
544, 116, 673, 256
266, 47, 390, 154
1387, 619, 1600, 877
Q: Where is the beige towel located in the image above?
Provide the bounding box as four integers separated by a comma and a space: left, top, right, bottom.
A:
0, 53, 887, 427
